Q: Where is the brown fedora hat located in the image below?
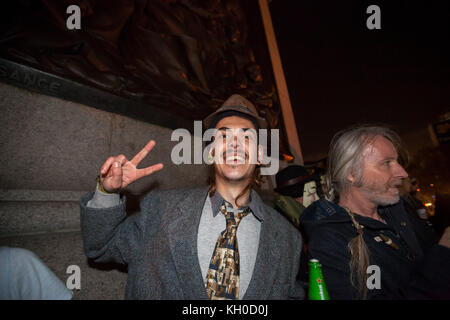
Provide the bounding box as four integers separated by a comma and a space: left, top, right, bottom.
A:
203, 94, 268, 129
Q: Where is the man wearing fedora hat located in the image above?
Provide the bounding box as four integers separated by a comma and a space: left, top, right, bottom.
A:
80, 94, 304, 300
274, 165, 321, 228
273, 165, 321, 287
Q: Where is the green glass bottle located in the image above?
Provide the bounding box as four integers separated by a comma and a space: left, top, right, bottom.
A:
308, 259, 330, 300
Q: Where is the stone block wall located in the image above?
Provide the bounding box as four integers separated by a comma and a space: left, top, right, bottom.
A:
0, 82, 211, 299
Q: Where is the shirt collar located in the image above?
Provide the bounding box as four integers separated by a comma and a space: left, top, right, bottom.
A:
209, 189, 264, 222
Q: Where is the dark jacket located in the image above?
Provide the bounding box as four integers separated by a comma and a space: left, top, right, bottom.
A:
80, 187, 304, 299
301, 198, 450, 299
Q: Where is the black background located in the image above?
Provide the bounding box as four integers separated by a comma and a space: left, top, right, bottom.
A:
270, 0, 450, 161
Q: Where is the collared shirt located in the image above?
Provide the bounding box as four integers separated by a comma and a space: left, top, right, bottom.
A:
208, 190, 265, 221
198, 190, 263, 299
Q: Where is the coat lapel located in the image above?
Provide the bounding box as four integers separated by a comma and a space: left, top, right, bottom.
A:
167, 187, 210, 299
243, 197, 281, 299
166, 187, 281, 300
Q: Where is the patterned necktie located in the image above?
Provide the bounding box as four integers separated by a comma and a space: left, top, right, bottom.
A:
205, 202, 250, 300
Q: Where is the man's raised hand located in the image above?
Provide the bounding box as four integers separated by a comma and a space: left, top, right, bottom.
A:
99, 140, 164, 193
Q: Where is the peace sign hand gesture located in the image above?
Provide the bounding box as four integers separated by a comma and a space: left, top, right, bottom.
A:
99, 140, 164, 193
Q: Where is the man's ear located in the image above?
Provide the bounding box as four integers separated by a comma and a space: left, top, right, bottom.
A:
257, 145, 264, 165
207, 149, 214, 164
347, 173, 355, 184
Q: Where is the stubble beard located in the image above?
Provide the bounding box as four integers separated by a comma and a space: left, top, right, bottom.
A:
360, 179, 402, 207
219, 164, 255, 184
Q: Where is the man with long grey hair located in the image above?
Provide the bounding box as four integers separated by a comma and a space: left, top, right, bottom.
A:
301, 125, 450, 299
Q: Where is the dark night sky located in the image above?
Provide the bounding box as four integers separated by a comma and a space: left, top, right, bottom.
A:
270, 1, 450, 161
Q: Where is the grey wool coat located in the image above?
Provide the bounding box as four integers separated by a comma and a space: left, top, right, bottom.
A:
80, 186, 304, 299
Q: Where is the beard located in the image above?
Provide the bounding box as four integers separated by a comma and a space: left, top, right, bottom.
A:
368, 192, 400, 206
360, 178, 402, 206
223, 172, 251, 183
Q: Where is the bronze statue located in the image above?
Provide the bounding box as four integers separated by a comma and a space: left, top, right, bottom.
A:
0, 0, 281, 130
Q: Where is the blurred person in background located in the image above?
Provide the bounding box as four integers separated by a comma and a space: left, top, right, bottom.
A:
399, 177, 430, 221
0, 247, 73, 300
273, 165, 319, 228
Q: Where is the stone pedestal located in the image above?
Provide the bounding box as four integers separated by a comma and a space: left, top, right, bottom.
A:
0, 82, 210, 299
